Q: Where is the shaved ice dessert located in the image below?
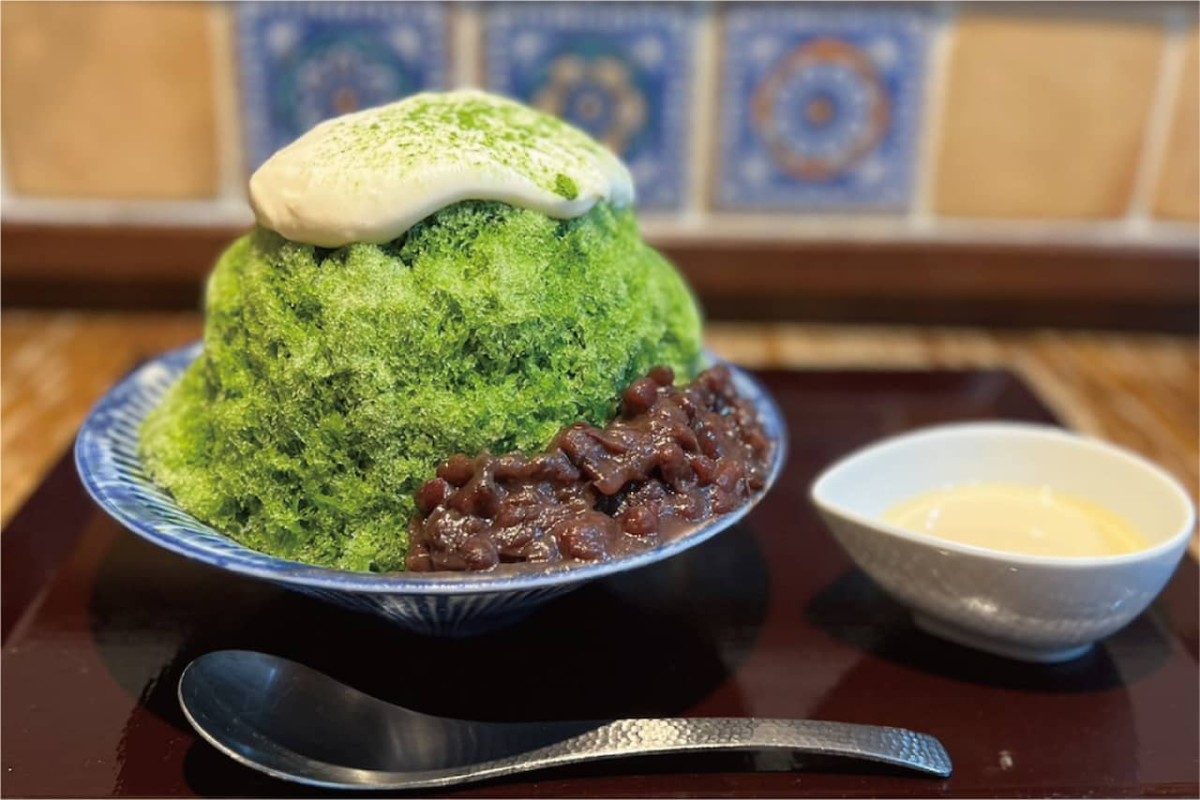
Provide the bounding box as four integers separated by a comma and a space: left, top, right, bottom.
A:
140, 90, 703, 572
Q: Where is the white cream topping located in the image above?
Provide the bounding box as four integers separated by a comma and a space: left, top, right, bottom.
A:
249, 89, 635, 247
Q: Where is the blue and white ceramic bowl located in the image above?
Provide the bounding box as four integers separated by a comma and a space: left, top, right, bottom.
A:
76, 343, 787, 637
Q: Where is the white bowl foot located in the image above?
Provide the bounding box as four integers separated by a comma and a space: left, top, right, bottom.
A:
912, 613, 1093, 663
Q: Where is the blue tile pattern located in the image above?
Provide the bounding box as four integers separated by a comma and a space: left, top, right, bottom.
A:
75, 345, 788, 637
718, 5, 929, 211
486, 3, 696, 211
237, 2, 447, 171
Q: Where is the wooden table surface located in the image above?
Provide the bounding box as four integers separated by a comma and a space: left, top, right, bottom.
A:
3, 311, 1196, 555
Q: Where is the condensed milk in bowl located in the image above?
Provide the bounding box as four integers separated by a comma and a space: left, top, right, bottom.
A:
811, 421, 1195, 662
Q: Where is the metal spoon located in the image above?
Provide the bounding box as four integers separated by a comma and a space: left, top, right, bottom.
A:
179, 650, 952, 790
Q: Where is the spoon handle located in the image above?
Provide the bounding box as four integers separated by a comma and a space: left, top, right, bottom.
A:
407, 718, 951, 789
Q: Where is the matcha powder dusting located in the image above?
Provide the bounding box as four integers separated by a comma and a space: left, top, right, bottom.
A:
140, 201, 702, 571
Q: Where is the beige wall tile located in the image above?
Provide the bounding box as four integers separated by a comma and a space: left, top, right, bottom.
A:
1, 2, 219, 199
1154, 29, 1199, 221
934, 16, 1165, 219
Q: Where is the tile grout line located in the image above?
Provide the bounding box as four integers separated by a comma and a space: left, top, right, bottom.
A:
910, 3, 955, 229
0, 131, 10, 202
209, 4, 247, 205
4, 211, 1187, 246
1, 197, 1194, 248
639, 215, 1200, 249
1124, 8, 1188, 231
0, 197, 254, 227
684, 3, 720, 227
453, 3, 483, 88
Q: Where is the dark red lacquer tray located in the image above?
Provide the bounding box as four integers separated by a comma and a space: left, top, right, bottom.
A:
3, 370, 1197, 798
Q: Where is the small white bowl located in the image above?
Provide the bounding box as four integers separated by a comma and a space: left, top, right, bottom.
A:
811, 422, 1195, 663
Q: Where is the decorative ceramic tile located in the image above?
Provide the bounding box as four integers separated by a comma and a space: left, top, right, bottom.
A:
1, 3, 219, 199
237, 2, 447, 171
717, 5, 929, 212
936, 16, 1163, 220
485, 3, 696, 211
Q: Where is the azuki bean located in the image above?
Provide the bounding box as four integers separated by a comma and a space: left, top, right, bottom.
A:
408, 365, 772, 572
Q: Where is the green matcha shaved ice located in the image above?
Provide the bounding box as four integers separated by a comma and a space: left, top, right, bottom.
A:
140, 201, 703, 572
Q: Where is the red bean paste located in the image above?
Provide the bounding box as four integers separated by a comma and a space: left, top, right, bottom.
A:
406, 365, 773, 572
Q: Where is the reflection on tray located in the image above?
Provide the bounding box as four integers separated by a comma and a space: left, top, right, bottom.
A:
807, 569, 1173, 693
90, 520, 771, 723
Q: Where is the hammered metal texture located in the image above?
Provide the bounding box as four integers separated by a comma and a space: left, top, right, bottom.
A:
285, 718, 953, 789
410, 718, 954, 787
